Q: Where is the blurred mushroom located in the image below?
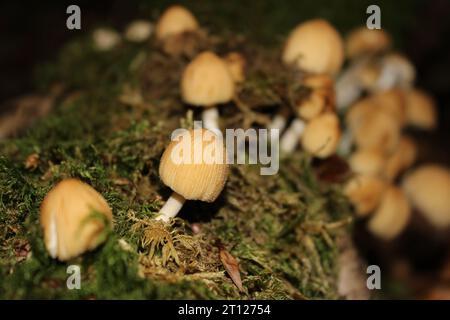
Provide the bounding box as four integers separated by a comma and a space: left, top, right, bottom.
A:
403, 165, 450, 229
40, 179, 113, 261
301, 112, 341, 158
157, 128, 229, 222
224, 52, 246, 83
92, 28, 121, 51
404, 89, 437, 130
384, 136, 417, 181
345, 27, 391, 59
124, 20, 153, 43
181, 51, 235, 130
155, 5, 199, 40
344, 174, 386, 217
349, 148, 386, 177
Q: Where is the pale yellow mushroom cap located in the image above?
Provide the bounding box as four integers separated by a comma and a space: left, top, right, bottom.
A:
155, 5, 199, 40
301, 112, 341, 158
297, 90, 326, 120
40, 179, 112, 261
159, 128, 229, 202
346, 27, 391, 59
405, 89, 437, 130
282, 19, 344, 75
344, 174, 386, 216
368, 185, 411, 240
349, 148, 386, 176
224, 52, 246, 83
403, 165, 450, 228
181, 51, 235, 107
384, 136, 417, 181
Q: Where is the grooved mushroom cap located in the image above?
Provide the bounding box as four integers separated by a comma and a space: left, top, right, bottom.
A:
159, 128, 229, 202
384, 136, 417, 181
344, 174, 386, 216
349, 148, 386, 176
405, 89, 437, 130
40, 179, 112, 261
402, 165, 450, 228
368, 186, 411, 240
181, 51, 235, 107
155, 5, 199, 40
282, 19, 344, 75
301, 112, 341, 158
346, 27, 391, 59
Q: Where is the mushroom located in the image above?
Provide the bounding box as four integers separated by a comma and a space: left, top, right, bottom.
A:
349, 148, 386, 177
367, 185, 411, 240
224, 52, 246, 83
384, 136, 417, 181
40, 179, 113, 261
402, 165, 450, 228
92, 28, 121, 51
157, 128, 229, 222
181, 51, 235, 130
345, 27, 391, 59
375, 53, 416, 91
300, 112, 341, 158
124, 20, 153, 43
344, 174, 386, 217
282, 19, 344, 75
374, 89, 407, 127
155, 5, 199, 41
404, 88, 437, 130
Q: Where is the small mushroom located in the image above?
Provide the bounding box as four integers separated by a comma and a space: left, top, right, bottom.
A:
404, 88, 437, 130
224, 52, 246, 83
92, 28, 121, 51
301, 112, 341, 158
282, 19, 344, 75
40, 179, 113, 261
344, 174, 386, 217
181, 51, 235, 130
155, 5, 199, 41
384, 136, 417, 181
345, 27, 391, 59
124, 20, 153, 43
402, 165, 450, 228
368, 185, 411, 240
157, 128, 229, 222
374, 89, 407, 127
375, 53, 416, 91
349, 148, 386, 177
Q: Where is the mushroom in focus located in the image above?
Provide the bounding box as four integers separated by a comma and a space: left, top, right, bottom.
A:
157, 128, 229, 222
40, 179, 113, 261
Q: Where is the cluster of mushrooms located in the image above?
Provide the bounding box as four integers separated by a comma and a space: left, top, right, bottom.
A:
39, 5, 450, 271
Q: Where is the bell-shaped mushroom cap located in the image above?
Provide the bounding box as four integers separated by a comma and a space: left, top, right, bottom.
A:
301, 112, 341, 158
405, 89, 437, 130
181, 51, 235, 107
349, 148, 386, 176
352, 108, 401, 153
159, 128, 229, 202
40, 179, 113, 261
374, 89, 407, 127
344, 174, 386, 216
346, 27, 391, 59
368, 186, 411, 240
282, 19, 344, 75
155, 5, 199, 40
402, 165, 450, 228
384, 136, 417, 181
224, 52, 246, 83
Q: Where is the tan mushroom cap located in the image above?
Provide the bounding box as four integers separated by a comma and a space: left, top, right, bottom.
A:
282, 19, 344, 75
40, 179, 113, 261
181, 51, 235, 107
405, 89, 437, 130
297, 90, 326, 120
346, 27, 391, 59
159, 128, 229, 202
384, 136, 417, 181
155, 5, 199, 40
368, 185, 411, 240
402, 165, 450, 228
224, 52, 246, 83
301, 112, 341, 158
346, 96, 375, 131
374, 89, 407, 127
344, 174, 386, 216
349, 148, 386, 176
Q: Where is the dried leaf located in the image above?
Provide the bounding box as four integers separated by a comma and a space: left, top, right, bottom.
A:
219, 248, 244, 292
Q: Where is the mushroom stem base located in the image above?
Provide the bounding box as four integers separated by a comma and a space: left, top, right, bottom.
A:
202, 107, 219, 130
280, 118, 306, 154
156, 192, 186, 222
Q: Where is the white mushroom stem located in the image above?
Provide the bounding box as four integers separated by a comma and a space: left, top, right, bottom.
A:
156, 191, 186, 222
202, 107, 219, 130
280, 118, 306, 154
268, 114, 288, 132
337, 129, 353, 156
336, 61, 365, 111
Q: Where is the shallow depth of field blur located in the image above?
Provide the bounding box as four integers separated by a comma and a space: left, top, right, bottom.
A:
1, 0, 450, 300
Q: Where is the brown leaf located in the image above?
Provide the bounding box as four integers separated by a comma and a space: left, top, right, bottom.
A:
219, 248, 244, 292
